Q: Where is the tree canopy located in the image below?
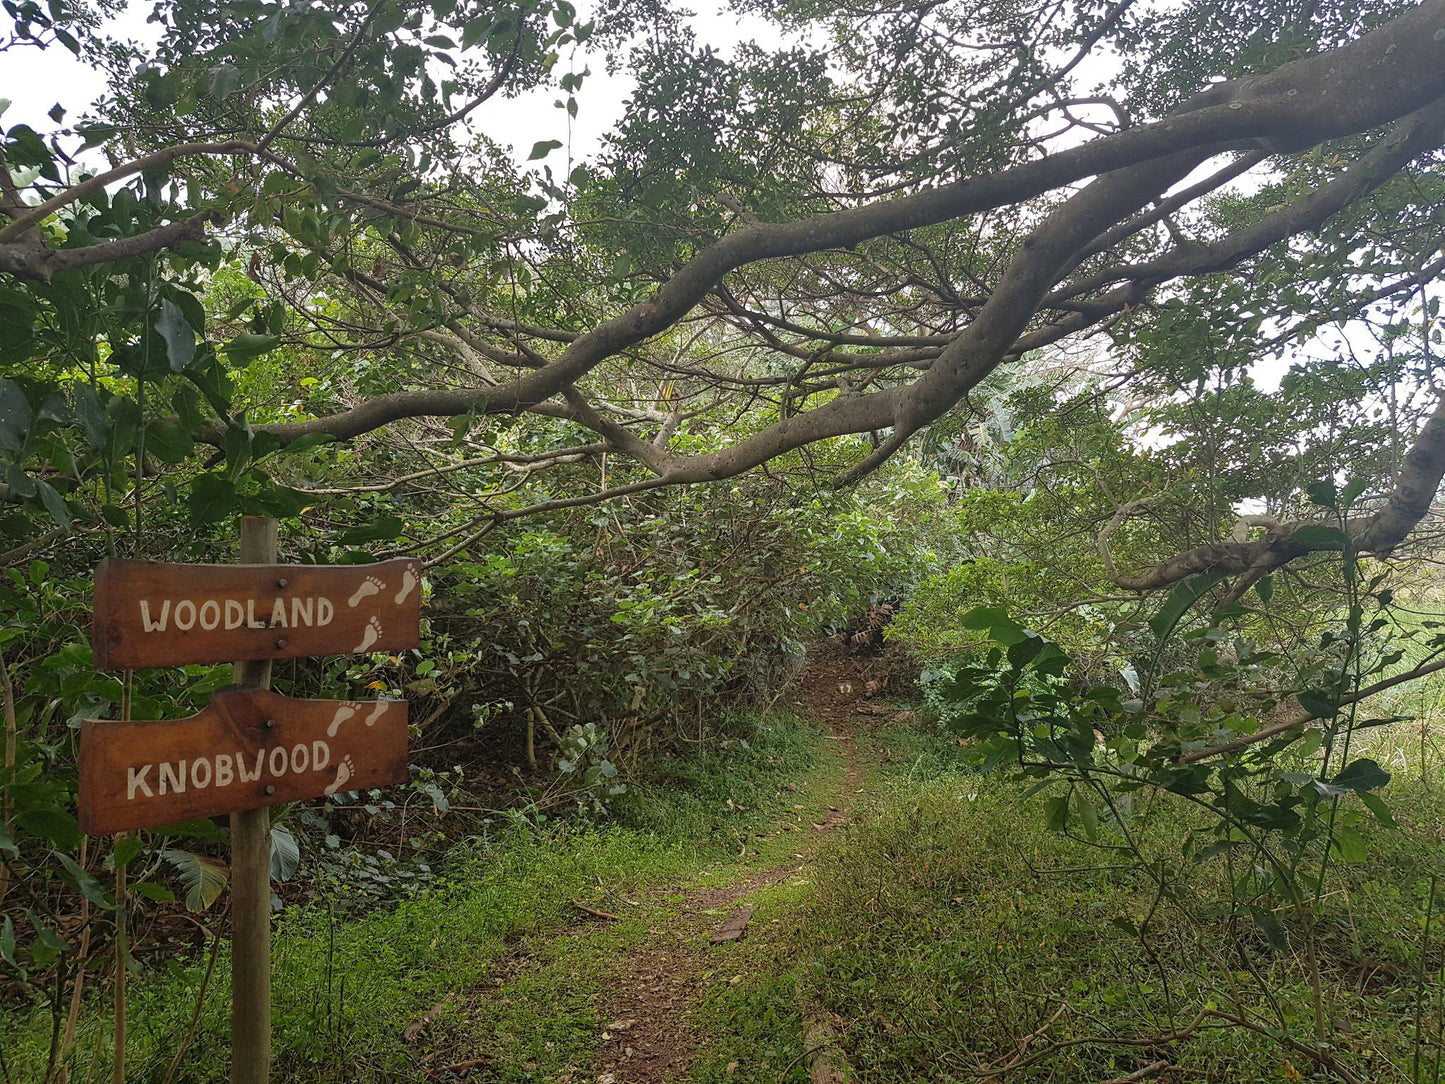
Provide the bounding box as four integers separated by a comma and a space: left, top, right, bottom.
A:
1, 0, 1442, 592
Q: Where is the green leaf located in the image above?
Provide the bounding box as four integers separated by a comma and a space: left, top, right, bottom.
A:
1044, 794, 1069, 831
131, 882, 176, 903
17, 808, 80, 849
0, 378, 31, 451
209, 63, 242, 98
269, 826, 300, 882
223, 419, 253, 476
528, 139, 563, 160
1297, 689, 1337, 719
1331, 826, 1367, 863
221, 334, 281, 365
247, 484, 307, 518
1148, 571, 1226, 642
1305, 480, 1337, 509
1248, 905, 1288, 951
56, 853, 112, 909
0, 916, 16, 971
959, 605, 1028, 646
35, 480, 71, 530
335, 516, 406, 545
146, 422, 195, 464
1332, 758, 1391, 793
1359, 792, 1397, 828
72, 384, 109, 450
1253, 574, 1273, 605
188, 474, 237, 525
281, 432, 336, 455
161, 848, 229, 912
1076, 793, 1100, 840
155, 299, 197, 372
113, 835, 143, 867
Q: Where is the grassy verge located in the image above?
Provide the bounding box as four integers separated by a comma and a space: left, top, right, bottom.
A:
1, 711, 828, 1083
779, 719, 1445, 1083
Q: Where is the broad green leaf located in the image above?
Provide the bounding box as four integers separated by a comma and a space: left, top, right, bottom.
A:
1331, 826, 1367, 863
210, 63, 242, 98
188, 474, 237, 525
35, 480, 70, 530
161, 848, 229, 912
113, 835, 143, 867
0, 378, 30, 451
269, 826, 300, 882
1044, 794, 1069, 831
146, 422, 195, 464
959, 605, 1028, 646
56, 853, 112, 909
1148, 571, 1226, 642
1076, 793, 1100, 840
72, 384, 109, 450
282, 432, 336, 455
1253, 574, 1273, 604
17, 808, 80, 849
1248, 905, 1288, 951
1332, 758, 1391, 792
221, 334, 281, 365
336, 516, 407, 545
1359, 792, 1397, 828
528, 139, 563, 160
1297, 689, 1337, 719
1305, 480, 1337, 509
155, 299, 197, 372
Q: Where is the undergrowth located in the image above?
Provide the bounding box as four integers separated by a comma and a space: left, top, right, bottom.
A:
0, 712, 818, 1083
788, 719, 1445, 1083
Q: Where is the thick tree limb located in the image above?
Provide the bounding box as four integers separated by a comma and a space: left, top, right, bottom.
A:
0, 212, 216, 281
1115, 394, 1445, 591
212, 0, 1445, 473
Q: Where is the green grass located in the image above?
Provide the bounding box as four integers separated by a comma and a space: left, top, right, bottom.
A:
779, 722, 1445, 1084
17, 700, 1445, 1084
1, 711, 830, 1084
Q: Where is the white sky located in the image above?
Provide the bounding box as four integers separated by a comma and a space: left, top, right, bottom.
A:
0, 2, 784, 169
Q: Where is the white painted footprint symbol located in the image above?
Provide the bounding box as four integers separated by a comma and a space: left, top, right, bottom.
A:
394, 564, 419, 605
324, 756, 355, 796
327, 704, 358, 738
347, 576, 385, 608
353, 616, 383, 652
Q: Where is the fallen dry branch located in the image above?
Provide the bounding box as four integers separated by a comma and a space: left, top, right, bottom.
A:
403, 995, 453, 1043
572, 902, 621, 922
798, 997, 853, 1084
1102, 1060, 1172, 1084
1179, 652, 1445, 764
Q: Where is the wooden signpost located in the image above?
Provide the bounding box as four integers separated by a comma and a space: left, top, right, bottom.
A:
92, 555, 422, 668
79, 518, 420, 1084
78, 690, 408, 835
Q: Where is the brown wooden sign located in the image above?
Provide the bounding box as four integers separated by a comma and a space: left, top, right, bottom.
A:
78, 688, 408, 835
92, 557, 422, 669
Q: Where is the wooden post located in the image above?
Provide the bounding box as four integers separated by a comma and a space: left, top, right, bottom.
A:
230, 517, 276, 1084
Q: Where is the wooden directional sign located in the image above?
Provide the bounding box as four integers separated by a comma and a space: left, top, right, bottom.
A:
92, 557, 422, 669
78, 688, 409, 835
